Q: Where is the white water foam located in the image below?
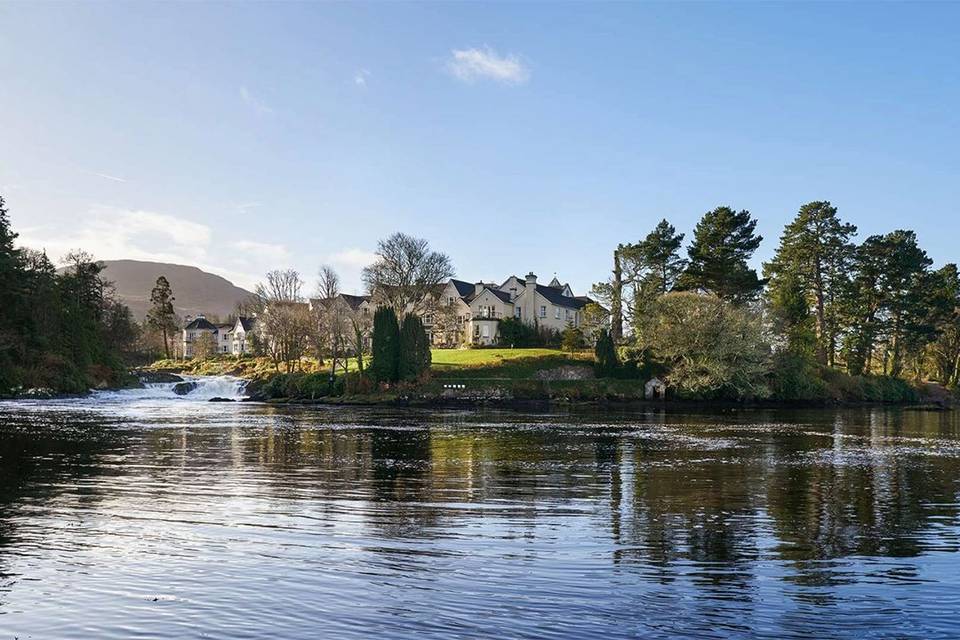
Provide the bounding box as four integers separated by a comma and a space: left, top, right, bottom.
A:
92, 375, 249, 402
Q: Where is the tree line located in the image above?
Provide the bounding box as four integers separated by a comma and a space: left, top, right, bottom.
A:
594, 202, 960, 398
0, 196, 139, 394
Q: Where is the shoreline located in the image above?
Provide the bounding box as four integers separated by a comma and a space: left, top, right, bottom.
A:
256, 393, 954, 412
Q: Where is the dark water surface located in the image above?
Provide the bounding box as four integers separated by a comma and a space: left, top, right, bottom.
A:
2, 387, 960, 638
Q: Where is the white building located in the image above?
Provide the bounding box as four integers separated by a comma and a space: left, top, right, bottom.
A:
418, 273, 595, 347
230, 317, 257, 355
182, 316, 221, 359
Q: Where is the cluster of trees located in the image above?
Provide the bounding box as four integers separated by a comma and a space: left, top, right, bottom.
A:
369, 306, 432, 384
0, 196, 139, 393
241, 233, 451, 390
364, 233, 451, 386
595, 202, 960, 398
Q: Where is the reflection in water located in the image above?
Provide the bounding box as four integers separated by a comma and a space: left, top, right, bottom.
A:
1, 398, 960, 638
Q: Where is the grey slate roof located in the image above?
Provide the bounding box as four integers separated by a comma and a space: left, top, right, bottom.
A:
536, 285, 589, 310
339, 293, 371, 310
449, 279, 476, 298
236, 317, 256, 332
184, 317, 218, 331
467, 287, 513, 304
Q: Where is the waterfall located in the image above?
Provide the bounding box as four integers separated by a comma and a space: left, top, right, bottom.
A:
183, 376, 249, 400
91, 375, 249, 402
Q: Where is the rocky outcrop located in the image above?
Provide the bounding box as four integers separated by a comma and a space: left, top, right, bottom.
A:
533, 365, 595, 381
139, 371, 185, 384
172, 381, 198, 396
208, 397, 235, 403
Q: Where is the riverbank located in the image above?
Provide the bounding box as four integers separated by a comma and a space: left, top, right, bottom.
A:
141, 350, 957, 410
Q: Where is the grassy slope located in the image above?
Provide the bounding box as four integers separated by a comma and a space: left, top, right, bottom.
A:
430, 348, 594, 379
149, 349, 589, 380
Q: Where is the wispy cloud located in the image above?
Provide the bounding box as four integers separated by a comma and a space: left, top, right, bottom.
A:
231, 239, 290, 263
236, 201, 262, 212
354, 69, 371, 88
240, 86, 275, 116
446, 46, 530, 85
15, 205, 287, 290
87, 171, 127, 183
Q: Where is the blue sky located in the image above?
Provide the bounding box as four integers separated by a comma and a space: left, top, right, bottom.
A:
1, 2, 957, 294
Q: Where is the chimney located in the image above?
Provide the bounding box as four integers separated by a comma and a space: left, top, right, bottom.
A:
524, 273, 537, 323
474, 281, 484, 296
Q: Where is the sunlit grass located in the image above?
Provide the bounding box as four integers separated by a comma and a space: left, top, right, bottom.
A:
430, 348, 593, 379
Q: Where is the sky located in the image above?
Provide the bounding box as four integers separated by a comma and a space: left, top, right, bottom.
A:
1, 1, 958, 295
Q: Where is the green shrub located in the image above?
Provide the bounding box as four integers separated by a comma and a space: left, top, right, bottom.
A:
594, 328, 620, 377
770, 352, 827, 401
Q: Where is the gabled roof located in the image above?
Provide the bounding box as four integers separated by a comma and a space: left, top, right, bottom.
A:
467, 286, 512, 304
236, 317, 256, 332
310, 294, 371, 312
535, 284, 589, 310
184, 317, 218, 331
548, 276, 563, 289
499, 275, 524, 289
448, 279, 476, 298
339, 293, 371, 310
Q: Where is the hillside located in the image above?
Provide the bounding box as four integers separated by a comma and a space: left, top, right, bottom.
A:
92, 260, 254, 321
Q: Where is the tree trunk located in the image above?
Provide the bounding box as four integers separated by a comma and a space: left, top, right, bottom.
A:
813, 262, 826, 366
610, 249, 623, 343
162, 326, 170, 359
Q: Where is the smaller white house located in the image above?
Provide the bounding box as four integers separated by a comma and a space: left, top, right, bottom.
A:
231, 317, 257, 355
182, 316, 219, 359
216, 323, 233, 354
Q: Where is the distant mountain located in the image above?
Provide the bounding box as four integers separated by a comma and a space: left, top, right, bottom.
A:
92, 260, 254, 321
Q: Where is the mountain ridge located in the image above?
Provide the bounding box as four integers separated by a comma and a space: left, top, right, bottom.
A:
85, 259, 254, 321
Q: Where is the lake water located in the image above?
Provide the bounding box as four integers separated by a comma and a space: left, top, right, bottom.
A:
2, 380, 960, 638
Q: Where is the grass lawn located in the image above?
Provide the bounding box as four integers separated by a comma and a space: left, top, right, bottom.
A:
149, 349, 593, 382
430, 348, 593, 379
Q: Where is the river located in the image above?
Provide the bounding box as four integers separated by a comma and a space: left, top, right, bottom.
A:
1, 379, 959, 638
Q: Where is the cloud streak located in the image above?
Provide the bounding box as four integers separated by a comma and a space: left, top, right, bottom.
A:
446, 47, 530, 85
87, 171, 128, 183
240, 86, 275, 116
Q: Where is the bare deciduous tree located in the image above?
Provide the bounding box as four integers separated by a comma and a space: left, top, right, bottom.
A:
254, 269, 310, 371
361, 232, 454, 317
313, 265, 351, 382
257, 268, 304, 304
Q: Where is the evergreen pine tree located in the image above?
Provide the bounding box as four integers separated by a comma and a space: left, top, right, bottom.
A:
679, 206, 764, 304
764, 201, 856, 365
370, 306, 400, 383
146, 276, 178, 359
399, 314, 431, 380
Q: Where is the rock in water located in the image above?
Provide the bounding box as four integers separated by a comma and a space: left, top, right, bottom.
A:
172, 381, 198, 396
208, 397, 235, 403
139, 371, 185, 384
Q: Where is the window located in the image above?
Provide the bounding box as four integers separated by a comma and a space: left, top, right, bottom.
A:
447, 296, 454, 305
514, 306, 521, 318
482, 325, 489, 338
540, 305, 547, 318
555, 307, 560, 319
